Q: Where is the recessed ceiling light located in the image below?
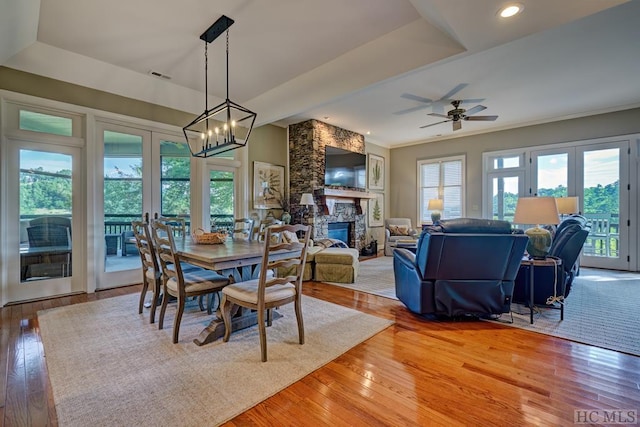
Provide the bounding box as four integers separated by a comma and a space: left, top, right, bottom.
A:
366, 131, 371, 135
498, 3, 523, 18
323, 116, 330, 120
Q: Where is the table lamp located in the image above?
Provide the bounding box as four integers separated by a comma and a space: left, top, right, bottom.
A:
299, 193, 315, 223
555, 196, 579, 218
427, 198, 443, 223
513, 196, 560, 259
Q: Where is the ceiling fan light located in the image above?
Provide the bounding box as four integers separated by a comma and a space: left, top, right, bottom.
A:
499, 4, 523, 18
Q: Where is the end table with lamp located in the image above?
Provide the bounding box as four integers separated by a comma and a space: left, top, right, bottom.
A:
513, 196, 561, 323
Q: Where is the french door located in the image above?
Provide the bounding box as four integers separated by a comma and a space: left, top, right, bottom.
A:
5, 140, 84, 302
96, 122, 194, 288
531, 140, 630, 270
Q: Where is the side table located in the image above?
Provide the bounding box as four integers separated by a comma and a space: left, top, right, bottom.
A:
519, 256, 563, 324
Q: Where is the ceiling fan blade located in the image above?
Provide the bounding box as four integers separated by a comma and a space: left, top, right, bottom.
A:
440, 83, 468, 100
453, 120, 462, 131
394, 105, 430, 115
465, 115, 498, 121
464, 105, 487, 116
428, 112, 450, 119
420, 119, 450, 129
400, 93, 434, 104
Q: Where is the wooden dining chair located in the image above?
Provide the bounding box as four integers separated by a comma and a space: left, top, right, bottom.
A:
220, 224, 311, 361
154, 214, 187, 237
131, 220, 162, 323
255, 217, 282, 242
151, 221, 231, 343
232, 218, 254, 241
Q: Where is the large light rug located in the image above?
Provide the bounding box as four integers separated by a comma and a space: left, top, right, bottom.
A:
328, 256, 397, 299
38, 294, 393, 426
330, 256, 640, 356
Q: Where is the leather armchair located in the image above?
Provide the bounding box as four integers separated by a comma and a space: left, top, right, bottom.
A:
384, 218, 418, 256
393, 218, 528, 317
513, 214, 590, 304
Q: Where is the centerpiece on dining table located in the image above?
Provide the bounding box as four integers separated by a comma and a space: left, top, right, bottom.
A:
191, 228, 227, 245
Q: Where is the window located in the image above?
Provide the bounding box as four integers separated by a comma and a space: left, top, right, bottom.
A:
19, 110, 74, 137
418, 155, 464, 224
160, 140, 191, 226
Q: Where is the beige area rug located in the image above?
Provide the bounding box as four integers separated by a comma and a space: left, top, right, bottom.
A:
38, 294, 393, 426
508, 268, 640, 356
327, 256, 397, 299
330, 256, 640, 356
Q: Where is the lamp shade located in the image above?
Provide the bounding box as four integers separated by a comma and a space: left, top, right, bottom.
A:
427, 198, 444, 211
300, 193, 315, 206
513, 196, 559, 259
513, 197, 560, 226
555, 196, 579, 215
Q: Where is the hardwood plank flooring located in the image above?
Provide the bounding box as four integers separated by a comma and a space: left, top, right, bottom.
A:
1, 282, 638, 426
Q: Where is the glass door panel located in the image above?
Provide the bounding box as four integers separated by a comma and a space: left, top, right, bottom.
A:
209, 169, 235, 233
577, 142, 629, 270
160, 139, 192, 230
490, 175, 520, 222
534, 152, 569, 198
6, 142, 82, 303
20, 150, 73, 282
103, 130, 144, 273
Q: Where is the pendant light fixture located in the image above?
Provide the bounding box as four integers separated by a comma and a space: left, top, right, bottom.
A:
183, 15, 257, 157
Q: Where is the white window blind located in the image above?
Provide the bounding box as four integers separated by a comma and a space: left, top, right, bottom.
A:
418, 156, 464, 223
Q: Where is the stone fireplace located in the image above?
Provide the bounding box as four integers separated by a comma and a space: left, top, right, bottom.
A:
288, 119, 371, 250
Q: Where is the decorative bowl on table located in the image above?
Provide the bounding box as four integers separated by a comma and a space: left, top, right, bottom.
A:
191, 228, 227, 245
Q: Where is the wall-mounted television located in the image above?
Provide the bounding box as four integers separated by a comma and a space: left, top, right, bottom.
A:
324, 146, 366, 189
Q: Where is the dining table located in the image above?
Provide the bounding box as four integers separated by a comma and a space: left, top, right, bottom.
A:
174, 237, 296, 346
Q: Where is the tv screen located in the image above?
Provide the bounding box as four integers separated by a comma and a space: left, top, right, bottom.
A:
324, 146, 366, 189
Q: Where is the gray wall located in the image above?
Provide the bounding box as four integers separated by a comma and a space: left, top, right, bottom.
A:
0, 66, 288, 171
389, 107, 640, 223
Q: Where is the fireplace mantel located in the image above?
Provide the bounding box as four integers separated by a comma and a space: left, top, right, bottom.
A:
315, 188, 376, 215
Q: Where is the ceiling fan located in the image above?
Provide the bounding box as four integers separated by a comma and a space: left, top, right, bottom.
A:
420, 100, 498, 131
394, 83, 485, 115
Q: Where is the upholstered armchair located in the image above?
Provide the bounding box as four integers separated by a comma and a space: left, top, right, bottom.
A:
384, 218, 418, 256
393, 218, 528, 317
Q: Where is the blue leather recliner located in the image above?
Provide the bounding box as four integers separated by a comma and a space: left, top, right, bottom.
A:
393, 218, 528, 317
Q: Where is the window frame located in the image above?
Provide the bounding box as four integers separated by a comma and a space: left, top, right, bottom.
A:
417, 154, 465, 225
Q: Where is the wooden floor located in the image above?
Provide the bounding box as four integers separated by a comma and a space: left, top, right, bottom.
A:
1, 283, 639, 426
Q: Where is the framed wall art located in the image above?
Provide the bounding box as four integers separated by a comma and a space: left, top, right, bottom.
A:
368, 153, 384, 190
368, 192, 384, 227
253, 161, 285, 209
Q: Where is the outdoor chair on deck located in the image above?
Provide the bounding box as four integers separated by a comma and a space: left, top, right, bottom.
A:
151, 221, 230, 343
220, 224, 311, 362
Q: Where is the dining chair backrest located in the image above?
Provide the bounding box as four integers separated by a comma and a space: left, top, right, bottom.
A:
131, 220, 160, 277
131, 220, 163, 320
256, 217, 283, 242
151, 221, 184, 295
27, 224, 71, 247
154, 215, 187, 237
260, 224, 311, 292
232, 218, 254, 241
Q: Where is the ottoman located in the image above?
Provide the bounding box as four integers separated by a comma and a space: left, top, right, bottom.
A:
277, 246, 322, 281
314, 248, 360, 283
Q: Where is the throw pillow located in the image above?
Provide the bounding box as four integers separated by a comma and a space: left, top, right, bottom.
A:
282, 230, 299, 243
389, 225, 409, 236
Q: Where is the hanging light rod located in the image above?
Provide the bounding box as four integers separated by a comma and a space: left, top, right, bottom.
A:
183, 15, 257, 158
